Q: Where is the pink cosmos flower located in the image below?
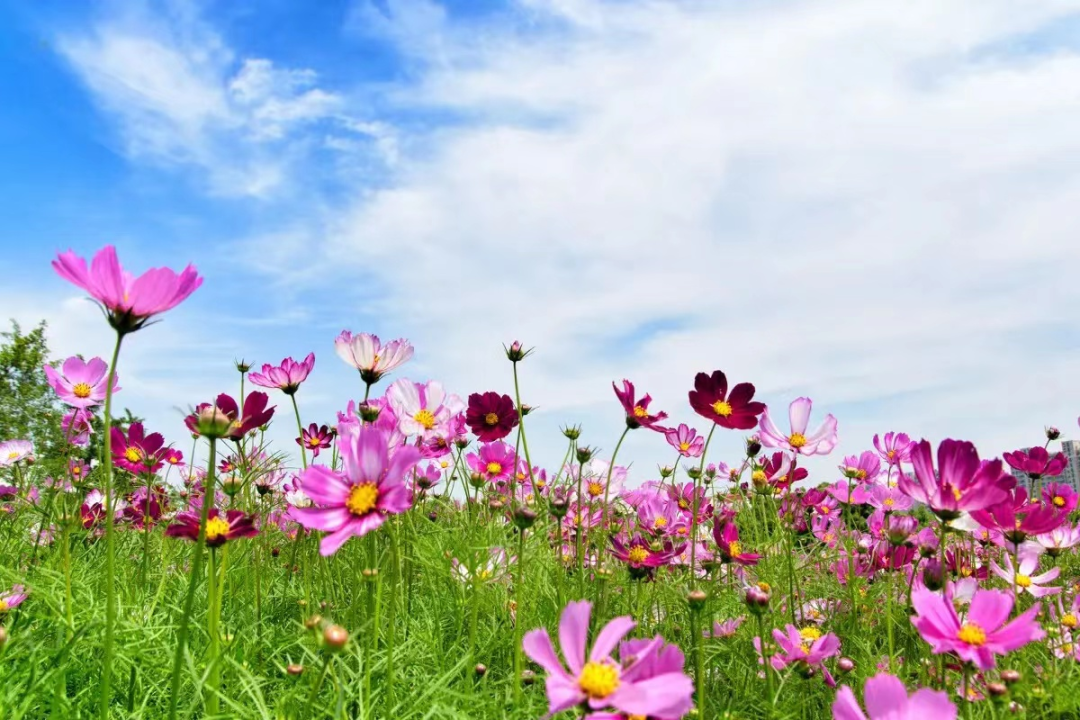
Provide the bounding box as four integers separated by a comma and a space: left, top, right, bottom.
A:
44, 356, 119, 409
248, 353, 315, 395
664, 424, 704, 458
522, 600, 693, 719
334, 331, 413, 385
185, 392, 276, 441
866, 483, 913, 512
466, 441, 517, 485
387, 379, 465, 439
769, 624, 841, 685
1003, 447, 1067, 480
910, 586, 1044, 669
990, 549, 1060, 598
839, 451, 881, 484
0, 439, 34, 467
873, 432, 913, 466
970, 487, 1065, 542
637, 496, 681, 537
707, 617, 745, 639
612, 379, 668, 431
712, 520, 760, 566
575, 459, 628, 503
296, 423, 334, 458
759, 397, 838, 456
165, 507, 258, 547
52, 245, 202, 334
1034, 523, 1080, 557
899, 439, 1013, 521
833, 673, 956, 720
289, 423, 421, 555
0, 585, 28, 612
826, 480, 871, 506
610, 534, 684, 579
62, 409, 94, 446
1042, 482, 1078, 514
111, 423, 165, 474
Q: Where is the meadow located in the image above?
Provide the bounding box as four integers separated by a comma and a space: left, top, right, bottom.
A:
1, 244, 1077, 719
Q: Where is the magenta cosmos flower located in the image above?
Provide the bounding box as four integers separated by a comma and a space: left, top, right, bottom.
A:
713, 520, 760, 566
833, 673, 956, 720
296, 423, 334, 458
910, 586, 1044, 669
465, 391, 519, 441
62, 409, 93, 446
43, 356, 119, 409
1003, 446, 1067, 480
688, 370, 765, 430
768, 625, 841, 685
111, 423, 165, 474
466, 441, 517, 484
665, 424, 705, 458
970, 487, 1064, 542
52, 245, 202, 334
185, 392, 276, 441
335, 331, 413, 385
165, 508, 258, 547
522, 600, 693, 719
0, 585, 28, 613
248, 353, 315, 395
759, 397, 838, 456
898, 439, 1013, 521
1043, 482, 1078, 514
873, 432, 913, 466
289, 423, 421, 556
612, 379, 668, 431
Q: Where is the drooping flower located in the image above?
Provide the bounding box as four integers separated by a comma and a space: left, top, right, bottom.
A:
1003, 447, 1068, 481
185, 392, 276, 441
990, 549, 1060, 598
44, 356, 119, 409
832, 673, 956, 720
387, 379, 465, 439
334, 331, 413, 385
248, 353, 315, 395
465, 391, 519, 442
688, 370, 765, 430
910, 586, 1044, 669
289, 423, 421, 555
296, 423, 334, 458
52, 245, 202, 334
664, 424, 705, 458
838, 451, 881, 484
612, 379, 668, 430
759, 397, 838, 456
873, 432, 913, 466
0, 585, 28, 613
0, 440, 34, 467
898, 439, 1013, 521
522, 600, 693, 718
165, 507, 258, 547
61, 409, 94, 446
110, 423, 165, 474
712, 520, 761, 566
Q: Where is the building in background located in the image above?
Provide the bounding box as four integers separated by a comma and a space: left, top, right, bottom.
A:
1008, 440, 1080, 493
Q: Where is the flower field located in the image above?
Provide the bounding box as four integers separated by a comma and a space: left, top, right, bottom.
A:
2, 244, 1079, 719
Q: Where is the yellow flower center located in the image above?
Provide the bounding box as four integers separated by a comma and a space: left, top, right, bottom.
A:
205, 516, 231, 542
484, 412, 499, 426
856, 469, 868, 480
752, 470, 766, 483
632, 405, 648, 418
588, 481, 604, 497
883, 498, 894, 507
627, 547, 649, 564
1063, 613, 1078, 629
887, 450, 896, 458
345, 483, 379, 516
124, 447, 143, 463
477, 569, 492, 580
800, 626, 822, 642
728, 540, 742, 558
678, 499, 689, 509
788, 433, 807, 448
1054, 496, 1066, 508
579, 660, 620, 699
679, 441, 691, 452
73, 466, 82, 475
653, 517, 668, 529
486, 462, 503, 476
6, 451, 17, 460
1015, 574, 1032, 588
72, 382, 93, 399
957, 623, 987, 647
819, 505, 830, 515
711, 400, 733, 417
0, 600, 8, 612
961, 566, 973, 578
757, 582, 771, 592
308, 437, 322, 448
952, 487, 962, 501
413, 409, 436, 430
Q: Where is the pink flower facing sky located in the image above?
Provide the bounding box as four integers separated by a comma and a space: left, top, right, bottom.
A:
990, 549, 1060, 598
44, 356, 119, 409
248, 353, 315, 395
910, 587, 1044, 669
769, 624, 841, 686
0, 440, 34, 467
52, 245, 202, 334
898, 439, 1013, 521
873, 432, 913, 466
1003, 446, 1068, 480
664, 424, 705, 458
759, 397, 838, 456
334, 331, 413, 385
387, 379, 465, 439
612, 379, 668, 431
290, 423, 421, 555
522, 600, 693, 719
833, 673, 956, 720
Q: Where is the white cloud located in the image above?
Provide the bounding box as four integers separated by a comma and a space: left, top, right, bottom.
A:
54, 0, 1080, 482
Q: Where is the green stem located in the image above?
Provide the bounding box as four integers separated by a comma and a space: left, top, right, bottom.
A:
689, 425, 718, 590
206, 547, 221, 715
99, 331, 124, 720
514, 526, 527, 702
291, 393, 308, 470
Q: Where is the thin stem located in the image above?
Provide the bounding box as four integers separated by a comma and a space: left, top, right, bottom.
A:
689, 425, 718, 590
99, 331, 124, 720
291, 393, 308, 470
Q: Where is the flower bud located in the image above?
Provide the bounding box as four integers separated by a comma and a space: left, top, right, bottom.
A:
0, 626, 7, 647
659, 465, 674, 479
304, 615, 323, 630
193, 405, 233, 439
922, 559, 945, 592
687, 590, 707, 610
513, 506, 538, 530
549, 497, 569, 519
519, 404, 535, 416
745, 583, 771, 614
686, 467, 702, 480
469, 473, 486, 488
522, 669, 536, 686
746, 436, 762, 458
235, 359, 253, 373
1001, 669, 1021, 684
222, 474, 243, 497
1047, 426, 1061, 441
358, 402, 382, 423
505, 341, 531, 362
987, 682, 1008, 698
576, 446, 595, 464
475, 663, 487, 677
271, 546, 280, 557
286, 663, 304, 676
427, 511, 438, 522
838, 657, 855, 673
322, 625, 349, 651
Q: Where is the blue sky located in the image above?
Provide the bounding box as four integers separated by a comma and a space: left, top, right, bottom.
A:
2, 0, 1080, 482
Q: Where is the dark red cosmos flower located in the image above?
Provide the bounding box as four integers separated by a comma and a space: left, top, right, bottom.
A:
111, 422, 166, 474
1003, 447, 1068, 480
465, 391, 519, 441
296, 423, 334, 458
688, 371, 765, 430
124, 485, 168, 529
165, 507, 258, 547
185, 392, 276, 441
612, 379, 668, 430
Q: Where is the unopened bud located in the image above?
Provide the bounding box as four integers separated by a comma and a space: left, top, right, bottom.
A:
922, 559, 945, 592
304, 615, 323, 630
659, 466, 674, 479
687, 590, 707, 610
746, 437, 762, 458
745, 583, 771, 614
686, 467, 702, 480
522, 669, 536, 686
0, 626, 7, 647
286, 663, 303, 676
271, 546, 280, 557
323, 625, 349, 651
519, 404, 534, 416
576, 446, 595, 464
235, 359, 253, 373
1047, 426, 1061, 441
469, 473, 486, 489
194, 405, 233, 439
987, 682, 1008, 698
838, 657, 855, 673
428, 511, 438, 522
1001, 669, 1021, 684
221, 474, 243, 496
561, 425, 581, 441
358, 402, 381, 423
475, 663, 487, 677
505, 341, 531, 362
513, 506, 538, 530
